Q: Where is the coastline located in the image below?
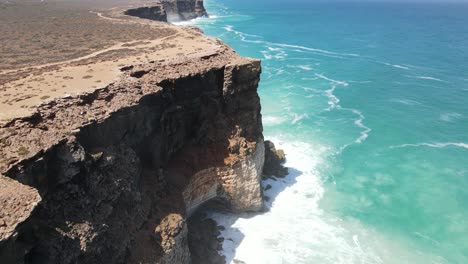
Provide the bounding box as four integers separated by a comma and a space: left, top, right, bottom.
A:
0, 1, 276, 263
184, 1, 468, 263
4, 0, 466, 263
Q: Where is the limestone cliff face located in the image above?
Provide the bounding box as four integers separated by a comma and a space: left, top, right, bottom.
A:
125, 0, 208, 22
0, 43, 263, 263
162, 0, 208, 21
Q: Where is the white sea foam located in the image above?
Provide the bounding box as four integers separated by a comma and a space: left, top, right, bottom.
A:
324, 85, 341, 111
223, 25, 261, 38
273, 43, 360, 57
291, 113, 309, 125
389, 98, 422, 106
380, 61, 410, 70
267, 46, 282, 51
222, 24, 359, 60
260, 51, 272, 60
209, 139, 440, 264
440, 112, 462, 122
284, 57, 321, 62
263, 115, 287, 126
261, 46, 288, 60
298, 65, 314, 71
351, 109, 371, 144
392, 64, 410, 70
315, 73, 349, 87
298, 85, 321, 93
314, 73, 347, 111
413, 232, 441, 246
390, 142, 468, 150
208, 139, 379, 264
393, 81, 444, 90
313, 74, 371, 149
348, 80, 373, 84
301, 77, 319, 81
338, 109, 372, 153
404, 75, 449, 83
172, 15, 217, 25
286, 64, 314, 71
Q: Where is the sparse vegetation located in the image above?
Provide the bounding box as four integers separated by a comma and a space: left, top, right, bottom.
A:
0, 2, 176, 73
17, 146, 29, 156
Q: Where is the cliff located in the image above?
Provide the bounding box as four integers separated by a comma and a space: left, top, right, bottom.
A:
125, 0, 208, 22
0, 45, 264, 263
0, 4, 266, 262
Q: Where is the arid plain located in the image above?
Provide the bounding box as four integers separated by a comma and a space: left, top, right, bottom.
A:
0, 0, 219, 123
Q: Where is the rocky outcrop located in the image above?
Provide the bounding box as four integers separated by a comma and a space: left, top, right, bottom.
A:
187, 211, 225, 264
162, 0, 208, 21
125, 0, 208, 22
0, 42, 263, 263
124, 6, 167, 22
263, 140, 288, 178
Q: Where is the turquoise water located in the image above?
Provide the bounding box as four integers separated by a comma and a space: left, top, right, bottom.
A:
180, 1, 468, 263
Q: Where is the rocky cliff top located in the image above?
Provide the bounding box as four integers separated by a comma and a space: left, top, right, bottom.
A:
0, 0, 221, 168
0, 0, 207, 122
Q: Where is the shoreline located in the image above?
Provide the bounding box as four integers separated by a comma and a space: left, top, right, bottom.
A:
0, 1, 271, 263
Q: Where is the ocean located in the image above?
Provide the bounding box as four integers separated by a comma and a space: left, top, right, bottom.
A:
177, 1, 468, 263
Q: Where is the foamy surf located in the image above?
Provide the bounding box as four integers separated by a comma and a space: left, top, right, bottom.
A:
315, 73, 349, 87
195, 1, 468, 263
208, 139, 444, 264
208, 139, 379, 264
404, 75, 449, 83
219, 24, 361, 60
262, 115, 287, 126
390, 142, 468, 150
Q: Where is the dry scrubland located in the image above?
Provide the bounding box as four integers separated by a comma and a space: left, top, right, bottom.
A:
0, 0, 172, 72
0, 0, 216, 123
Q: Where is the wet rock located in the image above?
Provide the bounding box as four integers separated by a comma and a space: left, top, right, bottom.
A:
263, 140, 288, 178
188, 211, 226, 264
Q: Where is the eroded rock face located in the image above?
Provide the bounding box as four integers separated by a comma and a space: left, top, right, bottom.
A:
0, 45, 263, 263
124, 6, 168, 22
162, 0, 208, 21
125, 0, 208, 22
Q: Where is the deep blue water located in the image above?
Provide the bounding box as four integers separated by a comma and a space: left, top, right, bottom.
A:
179, 1, 468, 263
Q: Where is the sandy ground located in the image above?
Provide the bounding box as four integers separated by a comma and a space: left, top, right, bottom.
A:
0, 0, 221, 123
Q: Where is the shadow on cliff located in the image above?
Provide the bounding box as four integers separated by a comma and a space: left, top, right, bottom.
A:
205, 167, 302, 264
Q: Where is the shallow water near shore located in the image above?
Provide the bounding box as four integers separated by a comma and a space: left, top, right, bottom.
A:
180, 0, 468, 263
